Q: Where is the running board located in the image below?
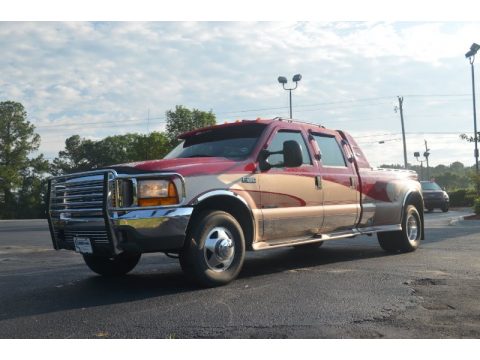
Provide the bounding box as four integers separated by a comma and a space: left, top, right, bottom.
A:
252, 224, 401, 251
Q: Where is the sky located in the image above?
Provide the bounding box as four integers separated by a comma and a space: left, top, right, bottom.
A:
1, 20, 480, 167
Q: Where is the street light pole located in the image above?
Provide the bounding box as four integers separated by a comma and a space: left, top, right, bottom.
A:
288, 88, 293, 119
278, 74, 302, 119
465, 43, 480, 175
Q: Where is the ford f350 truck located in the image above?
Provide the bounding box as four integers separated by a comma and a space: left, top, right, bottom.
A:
47, 118, 424, 287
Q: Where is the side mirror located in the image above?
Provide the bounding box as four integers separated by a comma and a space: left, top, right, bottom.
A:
283, 140, 303, 167
258, 140, 303, 171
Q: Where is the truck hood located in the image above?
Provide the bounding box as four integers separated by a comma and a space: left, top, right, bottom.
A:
111, 157, 254, 177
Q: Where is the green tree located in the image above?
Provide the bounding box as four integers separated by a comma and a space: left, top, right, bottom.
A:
50, 135, 95, 175
165, 105, 216, 145
0, 101, 48, 218
380, 161, 475, 191
51, 132, 172, 175
131, 132, 171, 161
16, 155, 50, 218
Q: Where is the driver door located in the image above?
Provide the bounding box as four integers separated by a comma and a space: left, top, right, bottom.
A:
258, 129, 324, 241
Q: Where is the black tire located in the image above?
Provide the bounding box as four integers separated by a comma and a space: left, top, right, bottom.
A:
441, 204, 449, 212
293, 241, 324, 250
83, 252, 141, 276
378, 205, 422, 253
179, 210, 245, 287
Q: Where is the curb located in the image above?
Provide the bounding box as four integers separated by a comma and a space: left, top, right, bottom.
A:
0, 219, 47, 222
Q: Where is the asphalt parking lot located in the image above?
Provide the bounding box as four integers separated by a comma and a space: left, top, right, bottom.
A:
0, 208, 479, 338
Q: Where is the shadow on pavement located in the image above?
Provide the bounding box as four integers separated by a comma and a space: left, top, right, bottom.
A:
240, 245, 388, 279
0, 244, 390, 322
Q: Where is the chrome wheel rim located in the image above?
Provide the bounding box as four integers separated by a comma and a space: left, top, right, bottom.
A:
406, 214, 419, 242
204, 227, 235, 272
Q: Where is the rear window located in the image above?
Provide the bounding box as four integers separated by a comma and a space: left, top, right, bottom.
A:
312, 134, 347, 167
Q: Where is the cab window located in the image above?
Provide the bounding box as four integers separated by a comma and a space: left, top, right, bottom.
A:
312, 134, 347, 167
267, 130, 312, 166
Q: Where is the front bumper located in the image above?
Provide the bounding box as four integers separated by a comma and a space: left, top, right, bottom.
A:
424, 198, 448, 209
47, 170, 192, 256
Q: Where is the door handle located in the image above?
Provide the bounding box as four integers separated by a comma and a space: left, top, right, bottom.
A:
350, 176, 357, 189
315, 176, 323, 190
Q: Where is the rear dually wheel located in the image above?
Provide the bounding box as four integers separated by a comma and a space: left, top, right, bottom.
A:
378, 205, 422, 253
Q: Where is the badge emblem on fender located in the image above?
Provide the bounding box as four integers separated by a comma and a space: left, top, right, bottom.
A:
241, 177, 256, 183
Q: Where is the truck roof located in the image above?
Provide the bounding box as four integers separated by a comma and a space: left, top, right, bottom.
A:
178, 118, 326, 139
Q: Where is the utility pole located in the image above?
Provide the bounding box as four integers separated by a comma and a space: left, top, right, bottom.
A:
397, 96, 408, 169
424, 140, 431, 180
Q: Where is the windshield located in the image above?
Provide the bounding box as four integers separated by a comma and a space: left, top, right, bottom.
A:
164, 123, 267, 161
421, 182, 442, 191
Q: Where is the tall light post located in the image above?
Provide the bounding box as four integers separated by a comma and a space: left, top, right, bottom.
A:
278, 74, 302, 119
465, 43, 480, 174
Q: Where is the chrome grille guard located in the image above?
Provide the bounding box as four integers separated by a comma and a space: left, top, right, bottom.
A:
47, 169, 186, 255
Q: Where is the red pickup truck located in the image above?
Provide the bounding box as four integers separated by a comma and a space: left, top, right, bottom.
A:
47, 118, 424, 287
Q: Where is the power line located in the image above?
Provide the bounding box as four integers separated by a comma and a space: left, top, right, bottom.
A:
353, 131, 471, 140
402, 94, 470, 98
30, 93, 475, 130
35, 116, 166, 129
215, 96, 397, 115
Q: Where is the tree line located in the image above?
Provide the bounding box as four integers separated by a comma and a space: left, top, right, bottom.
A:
0, 102, 215, 219
380, 161, 477, 191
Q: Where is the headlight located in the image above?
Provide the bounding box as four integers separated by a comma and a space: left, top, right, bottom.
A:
137, 179, 179, 206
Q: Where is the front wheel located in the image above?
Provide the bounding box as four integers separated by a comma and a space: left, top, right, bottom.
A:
378, 205, 422, 253
179, 210, 245, 287
441, 204, 449, 212
83, 252, 141, 276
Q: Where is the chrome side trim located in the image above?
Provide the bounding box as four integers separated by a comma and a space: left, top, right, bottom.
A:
252, 224, 402, 251
356, 224, 401, 234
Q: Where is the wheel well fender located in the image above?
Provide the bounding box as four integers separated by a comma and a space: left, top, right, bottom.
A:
403, 191, 425, 240
187, 193, 255, 250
